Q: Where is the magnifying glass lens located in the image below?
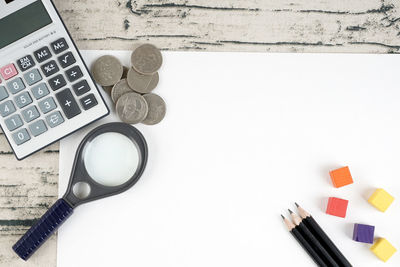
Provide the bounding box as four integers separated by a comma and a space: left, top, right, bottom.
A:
83, 132, 140, 187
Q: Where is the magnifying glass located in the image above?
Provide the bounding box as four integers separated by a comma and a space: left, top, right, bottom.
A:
12, 122, 148, 261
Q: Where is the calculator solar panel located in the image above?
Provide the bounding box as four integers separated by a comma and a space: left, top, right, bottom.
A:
0, 0, 109, 160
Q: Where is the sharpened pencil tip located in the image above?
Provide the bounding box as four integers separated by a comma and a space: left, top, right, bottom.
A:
281, 214, 285, 219
288, 209, 293, 214
295, 202, 299, 208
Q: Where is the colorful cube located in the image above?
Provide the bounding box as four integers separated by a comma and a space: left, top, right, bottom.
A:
368, 189, 395, 212
326, 197, 348, 218
329, 166, 354, 188
352, 223, 375, 244
370, 238, 397, 262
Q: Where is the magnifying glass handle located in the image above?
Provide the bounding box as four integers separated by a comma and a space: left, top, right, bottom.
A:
12, 198, 73, 261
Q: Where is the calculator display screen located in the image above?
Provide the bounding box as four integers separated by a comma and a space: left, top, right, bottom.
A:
0, 1, 52, 50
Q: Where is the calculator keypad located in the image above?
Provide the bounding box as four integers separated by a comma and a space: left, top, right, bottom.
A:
49, 74, 67, 91
14, 91, 33, 109
17, 56, 35, 72
39, 97, 57, 114
56, 89, 81, 119
0, 37, 101, 150
0, 100, 16, 117
12, 128, 30, 145
51, 38, 69, 54
7, 78, 25, 94
23, 69, 42, 86
29, 120, 47, 137
58, 52, 76, 69
0, 86, 9, 101
0, 64, 18, 80
34, 46, 52, 63
22, 106, 40, 123
41, 60, 59, 77
31, 83, 50, 100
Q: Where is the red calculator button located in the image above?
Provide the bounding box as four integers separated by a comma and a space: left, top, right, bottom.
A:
0, 64, 18, 80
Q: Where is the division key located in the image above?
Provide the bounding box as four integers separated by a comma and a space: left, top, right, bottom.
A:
55, 88, 81, 119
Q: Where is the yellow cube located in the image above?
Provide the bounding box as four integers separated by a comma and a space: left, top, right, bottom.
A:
370, 238, 397, 262
368, 188, 395, 212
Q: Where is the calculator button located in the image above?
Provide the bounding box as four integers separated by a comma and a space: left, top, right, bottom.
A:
72, 80, 90, 96
55, 89, 81, 119
31, 83, 50, 100
22, 106, 40, 123
80, 94, 98, 110
49, 74, 66, 91
34, 46, 52, 63
5, 114, 23, 131
0, 86, 9, 101
6, 77, 25, 94
29, 120, 48, 137
41, 60, 59, 77
65, 66, 83, 82
38, 97, 57, 114
46, 111, 64, 128
14, 91, 33, 109
51, 38, 69, 54
23, 69, 42, 86
58, 52, 76, 69
12, 128, 30, 145
16, 55, 35, 72
1, 64, 18, 80
0, 100, 16, 117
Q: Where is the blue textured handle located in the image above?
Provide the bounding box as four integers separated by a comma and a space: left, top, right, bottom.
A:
13, 198, 73, 261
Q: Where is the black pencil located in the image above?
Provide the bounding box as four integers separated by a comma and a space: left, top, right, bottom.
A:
295, 203, 352, 267
289, 210, 340, 267
282, 215, 328, 267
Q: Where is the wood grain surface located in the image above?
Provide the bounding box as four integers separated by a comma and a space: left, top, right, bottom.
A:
1, 0, 400, 266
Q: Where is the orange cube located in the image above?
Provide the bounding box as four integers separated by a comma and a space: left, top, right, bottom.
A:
329, 166, 354, 188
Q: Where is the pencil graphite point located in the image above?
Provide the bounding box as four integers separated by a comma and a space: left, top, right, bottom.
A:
281, 214, 285, 219
295, 202, 300, 208
288, 209, 294, 214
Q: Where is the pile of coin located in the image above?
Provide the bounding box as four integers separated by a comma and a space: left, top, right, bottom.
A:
91, 44, 166, 125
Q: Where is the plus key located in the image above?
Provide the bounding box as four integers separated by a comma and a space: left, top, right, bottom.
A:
55, 88, 81, 119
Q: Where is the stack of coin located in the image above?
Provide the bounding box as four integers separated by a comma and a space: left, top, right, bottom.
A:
91, 44, 166, 125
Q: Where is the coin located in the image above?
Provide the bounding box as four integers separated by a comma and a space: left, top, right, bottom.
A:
127, 67, 159, 94
111, 79, 134, 103
131, 44, 163, 75
102, 85, 113, 95
142, 94, 166, 125
91, 55, 123, 86
116, 92, 148, 124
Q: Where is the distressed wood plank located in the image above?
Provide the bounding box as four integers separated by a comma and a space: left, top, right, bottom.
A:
53, 0, 400, 53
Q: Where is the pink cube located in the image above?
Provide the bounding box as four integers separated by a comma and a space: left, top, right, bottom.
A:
326, 197, 348, 218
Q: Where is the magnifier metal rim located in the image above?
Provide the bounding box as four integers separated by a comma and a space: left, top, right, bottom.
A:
63, 122, 148, 208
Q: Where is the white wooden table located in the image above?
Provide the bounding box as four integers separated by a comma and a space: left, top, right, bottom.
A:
1, 1, 399, 266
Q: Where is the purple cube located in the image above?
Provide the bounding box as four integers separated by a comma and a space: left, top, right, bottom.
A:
353, 223, 375, 244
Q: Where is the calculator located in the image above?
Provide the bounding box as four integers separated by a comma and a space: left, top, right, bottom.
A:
0, 0, 109, 160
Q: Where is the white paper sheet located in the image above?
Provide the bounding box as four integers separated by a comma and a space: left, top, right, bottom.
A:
58, 51, 400, 266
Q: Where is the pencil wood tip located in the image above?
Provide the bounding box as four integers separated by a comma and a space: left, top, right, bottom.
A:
295, 202, 299, 207
288, 209, 293, 214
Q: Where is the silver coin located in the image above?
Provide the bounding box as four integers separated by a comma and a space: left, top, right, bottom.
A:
91, 55, 123, 86
116, 92, 148, 124
111, 79, 134, 103
131, 44, 163, 75
142, 94, 166, 125
102, 85, 113, 95
127, 67, 159, 94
